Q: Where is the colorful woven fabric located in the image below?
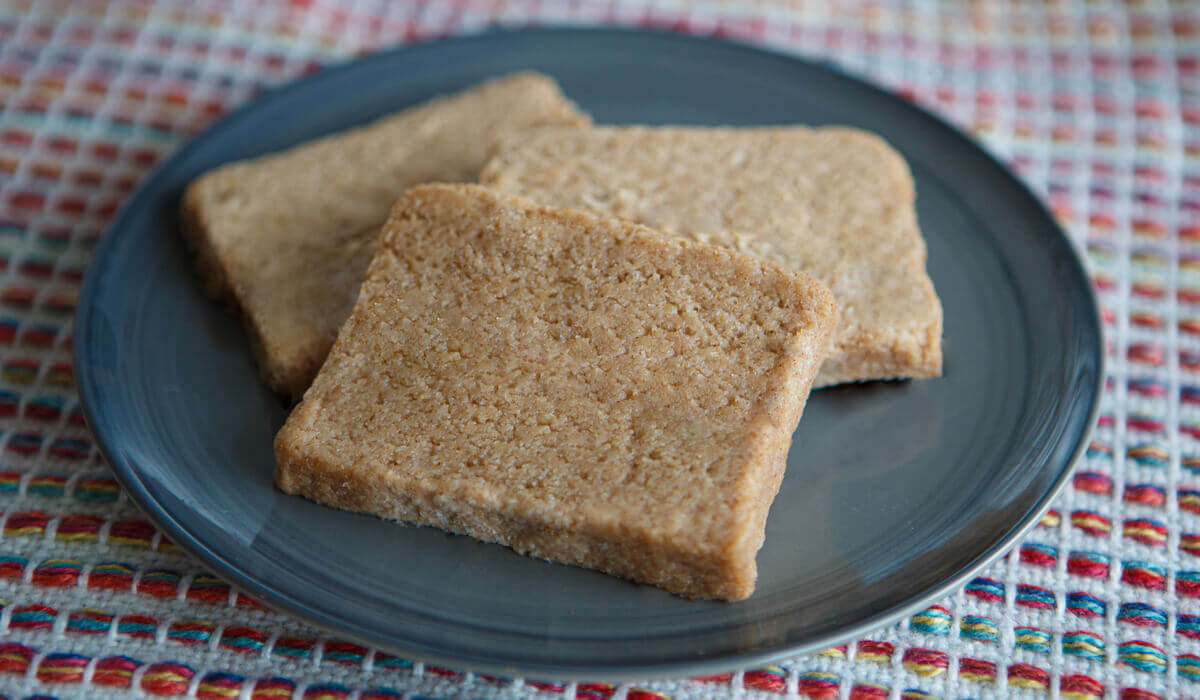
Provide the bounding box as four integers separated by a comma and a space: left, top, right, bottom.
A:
0, 0, 1195, 697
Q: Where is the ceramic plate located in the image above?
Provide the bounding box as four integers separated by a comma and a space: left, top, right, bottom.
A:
75, 28, 1103, 680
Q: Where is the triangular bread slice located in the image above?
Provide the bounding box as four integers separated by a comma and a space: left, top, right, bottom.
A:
274, 184, 839, 600
480, 125, 942, 386
182, 73, 590, 399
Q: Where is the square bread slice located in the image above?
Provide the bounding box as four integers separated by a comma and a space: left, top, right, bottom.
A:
480, 125, 942, 386
182, 72, 590, 399
274, 184, 839, 600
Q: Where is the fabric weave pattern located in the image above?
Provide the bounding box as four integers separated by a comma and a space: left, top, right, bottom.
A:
0, 1, 1191, 697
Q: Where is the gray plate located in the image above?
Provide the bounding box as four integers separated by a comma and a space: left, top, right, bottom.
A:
75, 28, 1103, 680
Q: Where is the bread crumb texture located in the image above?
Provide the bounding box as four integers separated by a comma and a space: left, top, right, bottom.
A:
274, 184, 839, 600
481, 125, 942, 386
181, 72, 590, 399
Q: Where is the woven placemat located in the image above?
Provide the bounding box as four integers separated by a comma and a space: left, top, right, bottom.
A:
0, 0, 1194, 697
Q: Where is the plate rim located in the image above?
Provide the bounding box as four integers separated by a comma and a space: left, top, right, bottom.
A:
74, 26, 1104, 680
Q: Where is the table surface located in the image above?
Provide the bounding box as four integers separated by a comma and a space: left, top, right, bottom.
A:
0, 0, 1193, 698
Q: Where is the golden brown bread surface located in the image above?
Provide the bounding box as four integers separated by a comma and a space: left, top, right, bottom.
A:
181, 73, 590, 399
480, 125, 942, 386
274, 184, 840, 600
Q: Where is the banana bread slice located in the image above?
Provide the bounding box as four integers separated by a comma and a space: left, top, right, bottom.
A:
182, 73, 590, 399
274, 184, 839, 600
481, 125, 941, 386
